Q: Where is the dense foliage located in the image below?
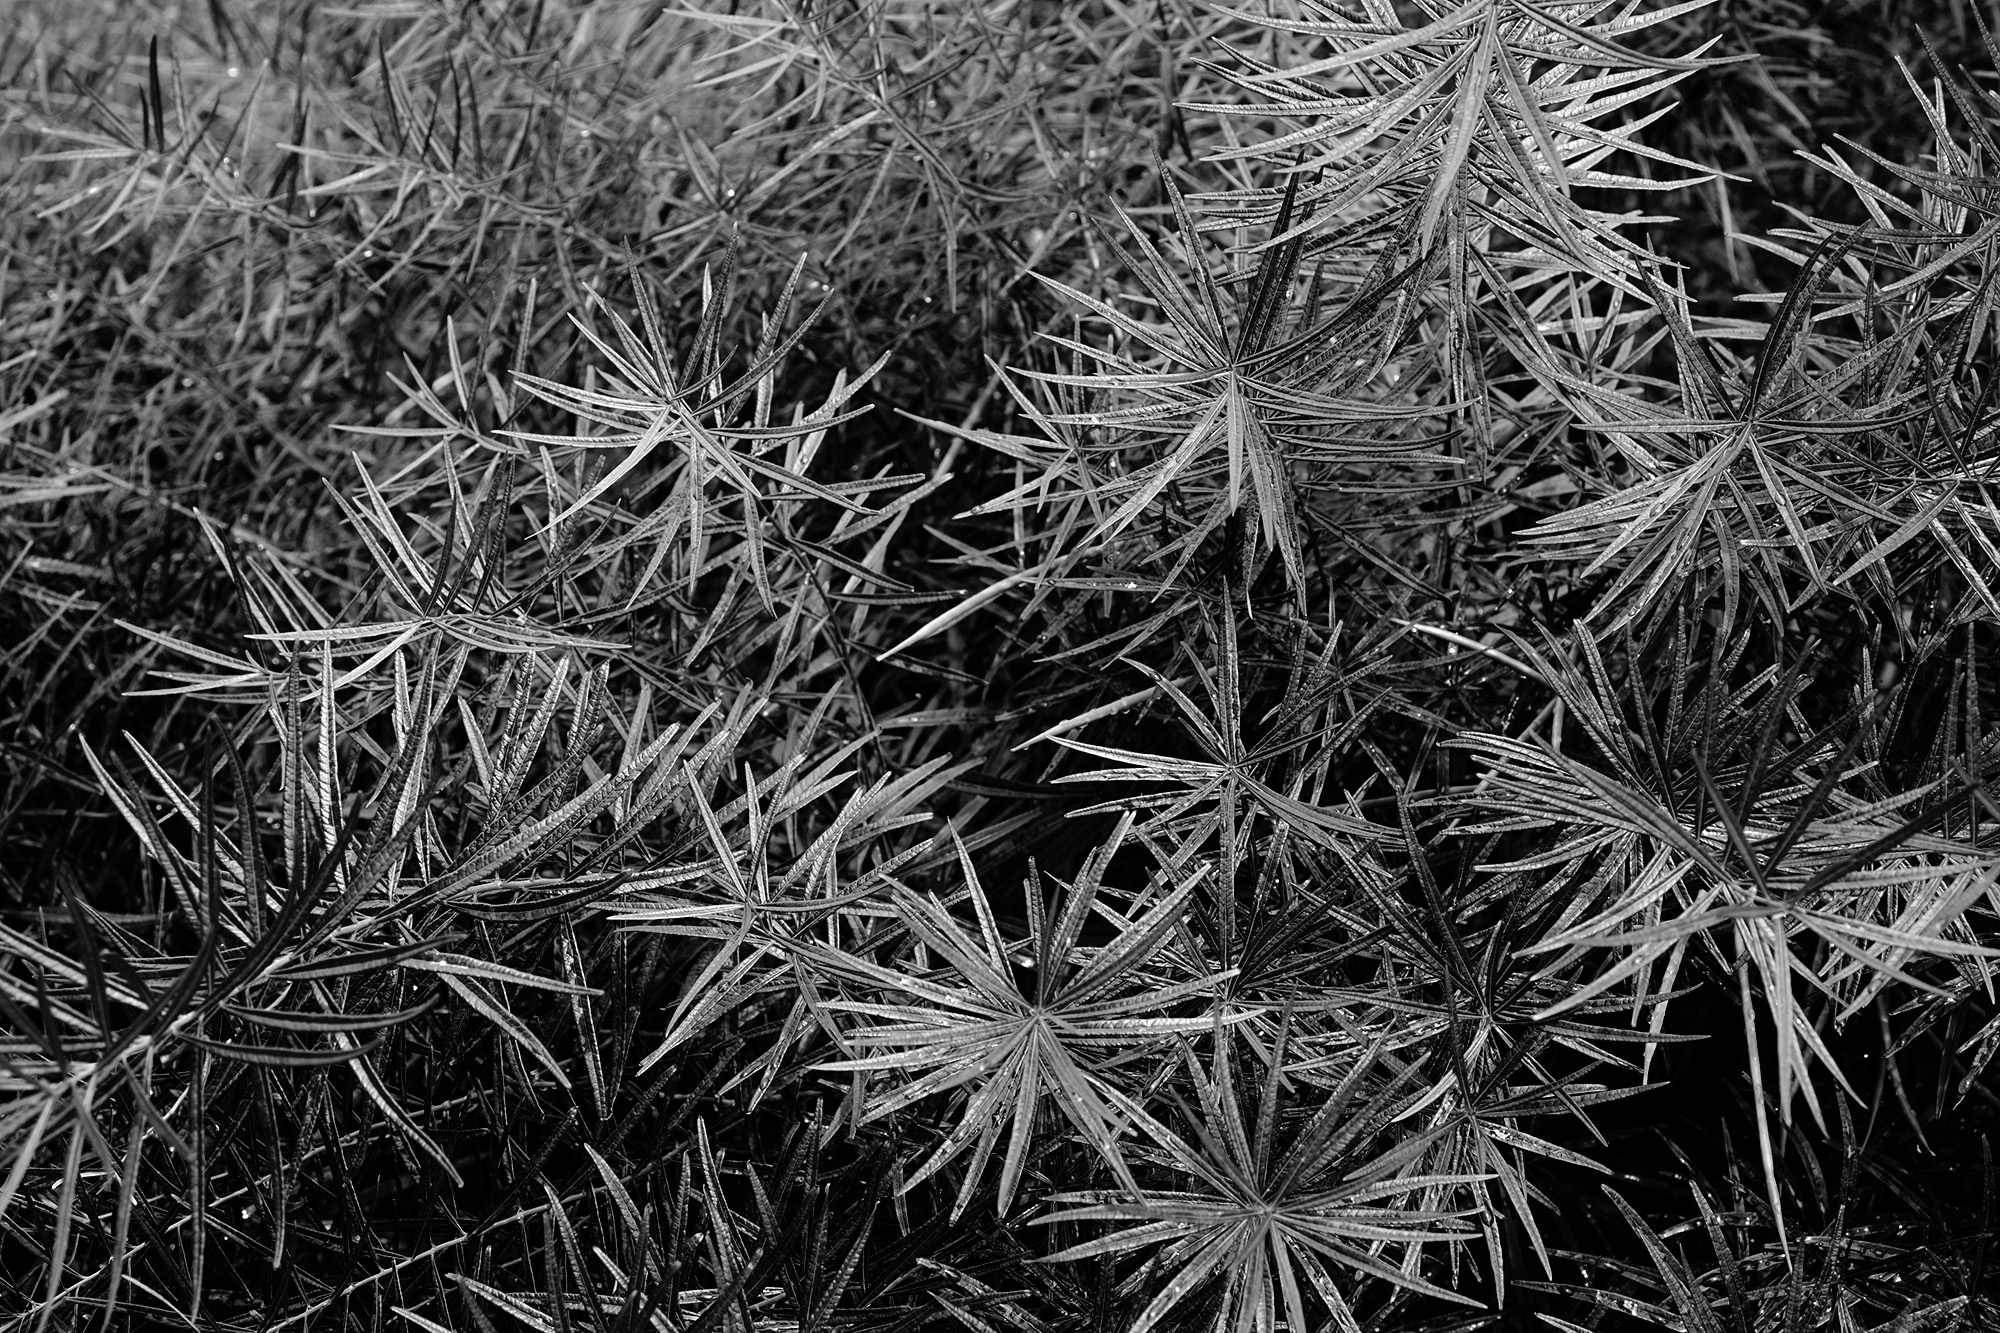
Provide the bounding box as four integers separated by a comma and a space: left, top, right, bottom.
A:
1, 0, 1996, 1329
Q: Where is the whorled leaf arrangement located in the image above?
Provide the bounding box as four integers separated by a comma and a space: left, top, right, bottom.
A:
807, 816, 1227, 1219
1037, 1023, 1485, 1333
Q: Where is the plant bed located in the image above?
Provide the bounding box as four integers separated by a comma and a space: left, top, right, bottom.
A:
1, 1, 1996, 1330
